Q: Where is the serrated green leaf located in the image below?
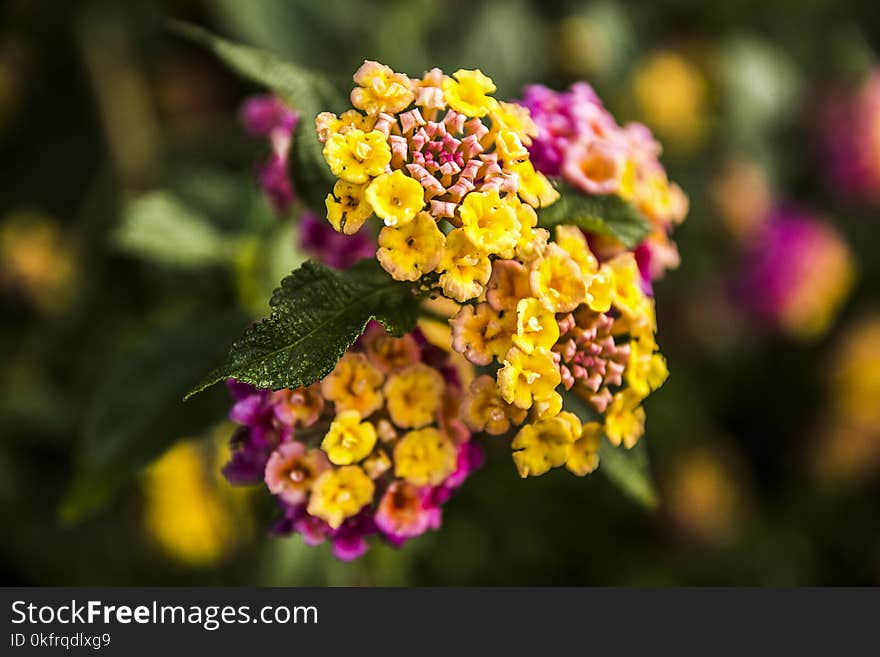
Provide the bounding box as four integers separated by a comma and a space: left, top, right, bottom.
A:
562, 390, 658, 508
61, 313, 248, 523
597, 437, 658, 508
115, 191, 238, 268
171, 21, 343, 210
187, 259, 419, 398
536, 183, 651, 249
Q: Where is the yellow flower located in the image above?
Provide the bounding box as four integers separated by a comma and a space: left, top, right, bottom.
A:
486, 259, 532, 311
442, 68, 497, 117
495, 129, 529, 162
394, 427, 458, 486
605, 389, 646, 448
530, 390, 563, 421
489, 101, 537, 145
554, 225, 598, 276
377, 211, 445, 280
566, 421, 603, 476
511, 160, 559, 208
586, 264, 614, 313
451, 302, 515, 366
320, 352, 384, 416
321, 410, 378, 465
461, 374, 527, 435
625, 339, 669, 399
316, 110, 377, 142
511, 412, 581, 477
325, 180, 373, 234
307, 465, 375, 529
631, 50, 707, 150
513, 297, 560, 354
384, 363, 445, 429
459, 190, 520, 257
529, 243, 587, 313
365, 170, 425, 227
608, 253, 652, 322
323, 129, 391, 184
497, 346, 561, 410
438, 229, 492, 302
350, 60, 415, 115
143, 441, 239, 566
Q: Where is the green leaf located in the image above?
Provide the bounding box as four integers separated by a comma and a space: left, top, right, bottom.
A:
187, 259, 420, 398
562, 390, 658, 508
115, 191, 238, 268
536, 182, 651, 249
171, 21, 343, 211
61, 313, 248, 523
597, 437, 658, 509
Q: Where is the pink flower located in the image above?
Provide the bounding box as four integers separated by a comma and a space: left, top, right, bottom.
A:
264, 442, 330, 506
562, 138, 628, 196
240, 95, 299, 215
375, 481, 441, 544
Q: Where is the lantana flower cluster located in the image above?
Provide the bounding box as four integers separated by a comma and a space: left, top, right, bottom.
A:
453, 225, 668, 478
311, 62, 682, 483
316, 61, 559, 302
520, 83, 688, 284
223, 322, 480, 560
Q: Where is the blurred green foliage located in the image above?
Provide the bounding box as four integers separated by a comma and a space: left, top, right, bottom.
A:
1, 0, 879, 585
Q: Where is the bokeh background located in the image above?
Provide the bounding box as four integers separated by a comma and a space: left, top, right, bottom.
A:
3, 0, 880, 585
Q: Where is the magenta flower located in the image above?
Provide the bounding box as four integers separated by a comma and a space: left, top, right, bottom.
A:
298, 211, 376, 269
733, 207, 855, 339
817, 72, 880, 206
240, 95, 299, 215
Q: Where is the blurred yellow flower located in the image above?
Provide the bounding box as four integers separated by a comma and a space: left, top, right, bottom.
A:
307, 465, 375, 529
394, 427, 457, 486
461, 374, 527, 435
321, 352, 384, 416
631, 50, 708, 150
383, 363, 445, 429
143, 440, 240, 566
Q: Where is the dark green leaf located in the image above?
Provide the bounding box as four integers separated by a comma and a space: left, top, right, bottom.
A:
536, 182, 651, 249
562, 390, 658, 508
597, 437, 658, 509
187, 259, 420, 397
61, 313, 249, 523
171, 21, 344, 210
